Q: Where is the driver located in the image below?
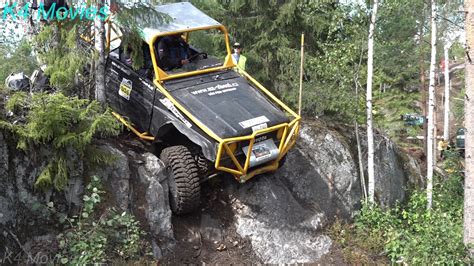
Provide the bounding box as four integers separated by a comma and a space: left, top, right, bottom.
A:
157, 34, 190, 70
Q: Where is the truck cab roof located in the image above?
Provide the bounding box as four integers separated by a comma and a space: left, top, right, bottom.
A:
117, 2, 222, 44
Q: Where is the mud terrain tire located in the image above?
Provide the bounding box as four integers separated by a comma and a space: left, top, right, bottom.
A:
160, 145, 201, 214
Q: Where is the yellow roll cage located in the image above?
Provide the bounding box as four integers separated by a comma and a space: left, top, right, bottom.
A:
105, 21, 301, 183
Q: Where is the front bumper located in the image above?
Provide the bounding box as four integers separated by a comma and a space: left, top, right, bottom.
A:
214, 118, 300, 183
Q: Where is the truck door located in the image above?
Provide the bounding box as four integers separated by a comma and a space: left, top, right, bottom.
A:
105, 47, 156, 133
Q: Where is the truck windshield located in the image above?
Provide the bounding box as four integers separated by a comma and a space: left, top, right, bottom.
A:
154, 28, 227, 75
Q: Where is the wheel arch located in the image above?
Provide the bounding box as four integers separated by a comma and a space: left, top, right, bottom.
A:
153, 121, 217, 161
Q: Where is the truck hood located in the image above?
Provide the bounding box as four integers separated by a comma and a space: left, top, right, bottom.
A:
164, 72, 290, 139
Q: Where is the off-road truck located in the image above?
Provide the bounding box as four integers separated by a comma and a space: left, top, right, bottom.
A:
103, 2, 301, 214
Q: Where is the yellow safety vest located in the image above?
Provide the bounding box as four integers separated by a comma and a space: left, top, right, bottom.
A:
237, 55, 247, 71
232, 54, 247, 72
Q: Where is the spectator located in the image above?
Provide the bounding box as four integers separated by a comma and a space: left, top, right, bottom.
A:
232, 42, 247, 71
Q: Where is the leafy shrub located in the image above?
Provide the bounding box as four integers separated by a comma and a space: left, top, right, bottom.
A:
354, 153, 469, 264
54, 176, 148, 264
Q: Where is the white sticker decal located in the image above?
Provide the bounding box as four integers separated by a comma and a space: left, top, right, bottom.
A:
119, 78, 132, 100
252, 123, 268, 132
239, 116, 270, 129
191, 82, 239, 96
159, 98, 193, 128
252, 143, 272, 161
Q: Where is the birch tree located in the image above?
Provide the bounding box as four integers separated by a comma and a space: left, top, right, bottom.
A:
366, 0, 379, 204
94, 0, 106, 103
464, 0, 474, 253
426, 0, 437, 210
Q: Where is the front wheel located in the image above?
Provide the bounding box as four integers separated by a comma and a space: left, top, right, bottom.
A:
160, 145, 201, 214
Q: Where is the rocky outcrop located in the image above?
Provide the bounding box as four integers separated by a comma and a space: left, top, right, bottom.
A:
220, 121, 422, 263
0, 132, 12, 226
88, 145, 175, 257
0, 134, 174, 261
0, 131, 66, 261
0, 119, 422, 264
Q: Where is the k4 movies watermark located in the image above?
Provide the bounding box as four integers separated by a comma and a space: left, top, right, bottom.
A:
2, 2, 109, 21
1, 247, 61, 264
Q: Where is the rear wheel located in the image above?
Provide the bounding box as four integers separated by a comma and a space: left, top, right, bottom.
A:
160, 145, 201, 214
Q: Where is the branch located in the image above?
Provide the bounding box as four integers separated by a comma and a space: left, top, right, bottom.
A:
437, 15, 464, 30
466, 46, 472, 64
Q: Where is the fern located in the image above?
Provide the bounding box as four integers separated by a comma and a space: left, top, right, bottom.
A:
5, 92, 28, 113
84, 146, 118, 166
54, 157, 69, 191
35, 162, 54, 190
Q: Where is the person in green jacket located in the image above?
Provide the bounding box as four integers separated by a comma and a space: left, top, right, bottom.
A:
232, 42, 247, 72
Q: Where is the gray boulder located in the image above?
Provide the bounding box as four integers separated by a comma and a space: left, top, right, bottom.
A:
350, 124, 423, 207
90, 144, 131, 211
228, 175, 332, 264
291, 121, 422, 215
135, 152, 175, 257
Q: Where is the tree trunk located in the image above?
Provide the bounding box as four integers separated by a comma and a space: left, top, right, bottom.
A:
464, 0, 474, 254
94, 0, 106, 103
418, 2, 428, 171
443, 45, 450, 141
426, 0, 437, 210
355, 121, 367, 202
366, 0, 379, 204
422, 73, 428, 167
